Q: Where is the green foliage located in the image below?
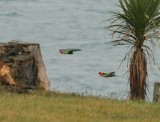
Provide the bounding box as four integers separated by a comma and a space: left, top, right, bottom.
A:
109, 0, 160, 49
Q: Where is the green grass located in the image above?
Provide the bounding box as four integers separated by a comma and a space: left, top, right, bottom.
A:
0, 90, 159, 122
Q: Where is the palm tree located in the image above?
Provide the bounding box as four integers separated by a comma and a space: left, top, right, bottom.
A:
108, 0, 160, 100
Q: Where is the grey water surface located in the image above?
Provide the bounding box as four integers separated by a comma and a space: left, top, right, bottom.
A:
0, 0, 159, 101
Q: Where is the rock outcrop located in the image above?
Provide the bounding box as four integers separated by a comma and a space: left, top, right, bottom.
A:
0, 41, 50, 91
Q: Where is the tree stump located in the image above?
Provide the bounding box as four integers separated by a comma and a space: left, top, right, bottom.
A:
0, 41, 50, 91
153, 82, 160, 102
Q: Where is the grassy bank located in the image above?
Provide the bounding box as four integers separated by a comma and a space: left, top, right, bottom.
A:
0, 90, 159, 122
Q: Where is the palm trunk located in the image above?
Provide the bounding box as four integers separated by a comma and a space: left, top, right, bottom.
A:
129, 48, 147, 100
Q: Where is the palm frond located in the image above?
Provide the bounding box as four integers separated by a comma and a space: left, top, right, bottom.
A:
108, 0, 160, 46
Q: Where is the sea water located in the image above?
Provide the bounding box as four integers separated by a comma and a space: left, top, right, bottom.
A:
0, 0, 159, 101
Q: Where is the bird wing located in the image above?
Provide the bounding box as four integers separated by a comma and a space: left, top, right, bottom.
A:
69, 48, 81, 52
101, 72, 115, 77
110, 72, 115, 76
59, 48, 81, 54
59, 49, 72, 54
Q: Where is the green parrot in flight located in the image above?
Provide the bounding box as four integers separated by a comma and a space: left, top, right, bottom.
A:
59, 48, 81, 54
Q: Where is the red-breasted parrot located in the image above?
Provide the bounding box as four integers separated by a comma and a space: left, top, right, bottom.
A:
98, 72, 116, 78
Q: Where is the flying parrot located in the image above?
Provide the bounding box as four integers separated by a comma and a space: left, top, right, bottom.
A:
98, 72, 116, 78
59, 48, 81, 54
